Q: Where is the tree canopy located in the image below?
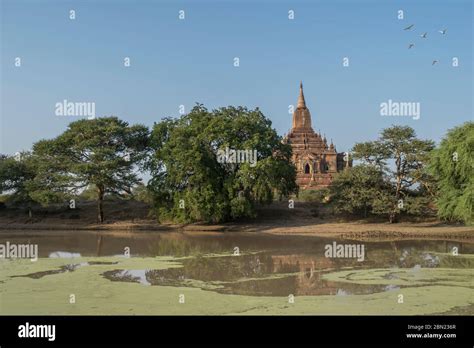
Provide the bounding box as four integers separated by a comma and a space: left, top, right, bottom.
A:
0, 153, 38, 206
329, 164, 393, 218
341, 125, 435, 222
148, 104, 297, 223
429, 122, 473, 224
32, 117, 149, 222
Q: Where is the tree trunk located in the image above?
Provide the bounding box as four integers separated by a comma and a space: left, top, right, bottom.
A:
96, 234, 103, 256
391, 151, 402, 224
389, 212, 396, 223
97, 187, 104, 223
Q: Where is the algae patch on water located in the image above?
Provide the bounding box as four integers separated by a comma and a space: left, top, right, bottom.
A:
0, 253, 473, 315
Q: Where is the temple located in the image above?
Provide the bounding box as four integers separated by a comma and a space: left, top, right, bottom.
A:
283, 82, 350, 190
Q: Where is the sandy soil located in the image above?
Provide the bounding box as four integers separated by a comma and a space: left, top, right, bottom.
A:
0, 200, 472, 241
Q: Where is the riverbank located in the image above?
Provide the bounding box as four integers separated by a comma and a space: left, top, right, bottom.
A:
1, 220, 471, 241
0, 200, 472, 241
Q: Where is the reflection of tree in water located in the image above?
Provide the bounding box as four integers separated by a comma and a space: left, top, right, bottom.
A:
216, 254, 386, 296
270, 255, 400, 296
145, 254, 276, 283
374, 242, 472, 269
103, 240, 474, 296
101, 251, 409, 297
218, 276, 298, 296
397, 249, 440, 268
350, 241, 472, 269
104, 270, 142, 284
217, 270, 388, 297
277, 259, 301, 273
439, 254, 474, 268
145, 268, 186, 286
147, 236, 226, 257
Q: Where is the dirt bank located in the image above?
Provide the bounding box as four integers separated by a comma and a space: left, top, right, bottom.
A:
0, 200, 472, 241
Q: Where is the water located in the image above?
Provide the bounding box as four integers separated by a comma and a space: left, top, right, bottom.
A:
0, 231, 473, 315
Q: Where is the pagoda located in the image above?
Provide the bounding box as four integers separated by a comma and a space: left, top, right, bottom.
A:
283, 82, 350, 189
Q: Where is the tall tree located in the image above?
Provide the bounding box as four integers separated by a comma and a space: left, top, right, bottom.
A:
429, 122, 473, 224
32, 117, 149, 222
352, 125, 435, 222
0, 153, 32, 199
0, 152, 70, 217
329, 165, 393, 218
148, 104, 297, 223
0, 153, 38, 216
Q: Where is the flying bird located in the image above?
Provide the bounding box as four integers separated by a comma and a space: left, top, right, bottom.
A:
439, 28, 447, 34
408, 43, 415, 49
432, 60, 438, 65
404, 24, 414, 30
421, 32, 427, 38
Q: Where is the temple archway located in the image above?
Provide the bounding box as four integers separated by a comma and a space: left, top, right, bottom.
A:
304, 163, 310, 174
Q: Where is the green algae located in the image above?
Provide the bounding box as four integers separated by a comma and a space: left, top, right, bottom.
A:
322, 260, 474, 288
0, 255, 473, 315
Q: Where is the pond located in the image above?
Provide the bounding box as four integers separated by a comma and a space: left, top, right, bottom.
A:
0, 231, 473, 315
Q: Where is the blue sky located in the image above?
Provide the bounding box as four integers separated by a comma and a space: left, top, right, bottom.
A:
1, 0, 472, 155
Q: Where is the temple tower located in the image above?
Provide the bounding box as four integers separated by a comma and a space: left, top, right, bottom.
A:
283, 82, 351, 189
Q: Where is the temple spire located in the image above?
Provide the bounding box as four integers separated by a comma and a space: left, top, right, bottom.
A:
292, 81, 312, 130
297, 81, 306, 109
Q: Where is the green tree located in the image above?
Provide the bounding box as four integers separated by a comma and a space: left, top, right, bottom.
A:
329, 165, 393, 218
0, 152, 70, 217
429, 122, 473, 224
352, 125, 435, 222
131, 182, 153, 204
0, 153, 32, 199
32, 117, 149, 222
0, 153, 38, 216
148, 104, 297, 223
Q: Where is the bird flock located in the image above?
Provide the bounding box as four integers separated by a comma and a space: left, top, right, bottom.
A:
403, 24, 447, 65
